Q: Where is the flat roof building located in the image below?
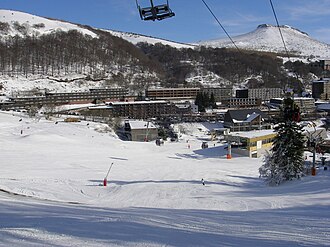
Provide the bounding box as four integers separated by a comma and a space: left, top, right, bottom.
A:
146, 88, 200, 100
236, 88, 283, 101
202, 87, 232, 102
225, 129, 276, 158
269, 97, 316, 114
312, 78, 330, 100
124, 120, 159, 142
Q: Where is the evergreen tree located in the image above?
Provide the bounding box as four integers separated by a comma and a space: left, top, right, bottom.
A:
195, 92, 205, 112
210, 92, 216, 109
259, 97, 305, 185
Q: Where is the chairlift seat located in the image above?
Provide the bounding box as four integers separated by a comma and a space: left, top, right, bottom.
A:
137, 0, 175, 21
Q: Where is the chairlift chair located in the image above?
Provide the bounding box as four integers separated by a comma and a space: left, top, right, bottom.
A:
136, 0, 175, 21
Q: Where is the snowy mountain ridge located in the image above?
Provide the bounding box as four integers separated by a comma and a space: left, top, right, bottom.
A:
0, 9, 329, 96
0, 9, 97, 38
199, 24, 330, 58
1, 9, 329, 58
106, 29, 195, 49
0, 9, 193, 49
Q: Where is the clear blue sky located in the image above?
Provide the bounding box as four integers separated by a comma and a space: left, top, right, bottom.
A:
1, 0, 330, 44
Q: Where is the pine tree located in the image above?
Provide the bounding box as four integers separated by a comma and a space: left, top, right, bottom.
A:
259, 97, 305, 185
210, 92, 216, 109
195, 92, 205, 112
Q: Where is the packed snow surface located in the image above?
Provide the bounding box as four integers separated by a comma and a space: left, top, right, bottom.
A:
0, 111, 329, 246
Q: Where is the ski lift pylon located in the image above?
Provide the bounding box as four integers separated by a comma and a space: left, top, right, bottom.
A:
136, 0, 175, 21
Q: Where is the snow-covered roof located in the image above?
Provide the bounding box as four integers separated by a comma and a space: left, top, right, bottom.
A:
316, 103, 330, 111
147, 87, 200, 91
228, 109, 267, 122
127, 120, 157, 130
229, 129, 276, 139
313, 78, 330, 83
244, 113, 260, 123
111, 100, 168, 105
0, 95, 10, 102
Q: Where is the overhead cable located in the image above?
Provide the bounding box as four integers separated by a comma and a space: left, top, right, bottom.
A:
201, 0, 241, 53
269, 0, 290, 60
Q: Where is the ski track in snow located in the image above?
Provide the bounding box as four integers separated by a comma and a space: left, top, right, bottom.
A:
0, 111, 330, 246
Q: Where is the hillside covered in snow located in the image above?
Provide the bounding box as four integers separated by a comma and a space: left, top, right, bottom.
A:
0, 9, 191, 49
199, 24, 330, 58
0, 9, 329, 96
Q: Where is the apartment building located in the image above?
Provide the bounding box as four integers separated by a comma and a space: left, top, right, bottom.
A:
236, 88, 283, 101
201, 87, 233, 102
312, 78, 330, 100
146, 88, 200, 100
269, 97, 316, 114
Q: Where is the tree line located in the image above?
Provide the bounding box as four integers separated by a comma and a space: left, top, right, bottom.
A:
0, 28, 162, 80
1, 23, 328, 93
194, 92, 216, 112
137, 42, 287, 88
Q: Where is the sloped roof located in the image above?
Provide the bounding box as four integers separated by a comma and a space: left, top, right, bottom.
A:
226, 109, 267, 122
244, 112, 260, 123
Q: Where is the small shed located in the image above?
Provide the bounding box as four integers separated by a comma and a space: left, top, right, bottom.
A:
126, 120, 158, 142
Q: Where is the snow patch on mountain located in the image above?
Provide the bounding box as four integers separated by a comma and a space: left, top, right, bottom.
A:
105, 29, 195, 49
0, 9, 97, 38
199, 24, 330, 58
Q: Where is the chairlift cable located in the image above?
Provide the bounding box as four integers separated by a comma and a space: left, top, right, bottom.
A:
200, 0, 241, 53
269, 0, 290, 60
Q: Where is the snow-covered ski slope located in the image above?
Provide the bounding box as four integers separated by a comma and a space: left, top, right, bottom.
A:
0, 111, 329, 246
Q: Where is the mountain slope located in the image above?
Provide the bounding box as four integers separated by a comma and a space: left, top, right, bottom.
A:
0, 9, 328, 96
0, 9, 97, 38
199, 24, 330, 58
106, 29, 195, 49
0, 9, 192, 49
0, 9, 169, 95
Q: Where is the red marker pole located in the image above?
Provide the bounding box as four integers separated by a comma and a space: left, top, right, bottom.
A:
103, 162, 114, 187
227, 143, 232, 159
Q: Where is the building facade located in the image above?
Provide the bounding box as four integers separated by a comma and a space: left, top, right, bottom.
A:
236, 88, 282, 101
124, 120, 159, 142
223, 98, 262, 108
320, 60, 330, 71
312, 78, 330, 100
146, 88, 200, 100
109, 101, 173, 119
269, 97, 316, 114
225, 130, 276, 158
236, 89, 249, 99
202, 87, 233, 102
249, 88, 283, 101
